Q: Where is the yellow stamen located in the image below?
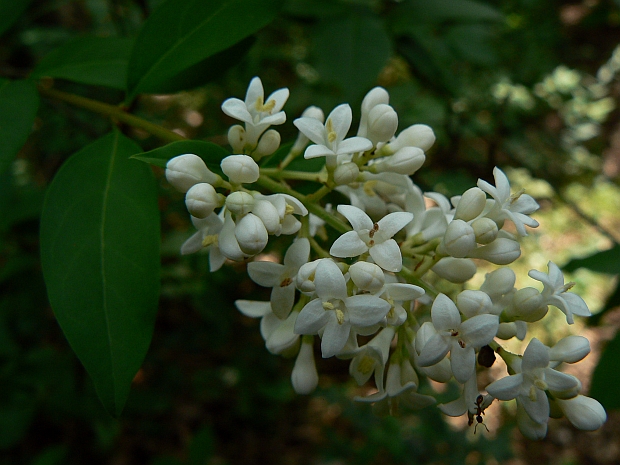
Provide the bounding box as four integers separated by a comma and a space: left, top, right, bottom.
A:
358, 356, 375, 374
202, 234, 219, 247
285, 204, 295, 215
335, 309, 345, 324
322, 301, 335, 310
363, 180, 378, 196
326, 119, 337, 143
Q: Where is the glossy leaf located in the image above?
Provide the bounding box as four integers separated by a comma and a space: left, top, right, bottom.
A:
0, 79, 39, 175
131, 140, 229, 177
126, 0, 281, 98
563, 245, 620, 275
590, 331, 620, 410
0, 0, 32, 37
312, 13, 391, 102
32, 37, 133, 90
40, 131, 160, 417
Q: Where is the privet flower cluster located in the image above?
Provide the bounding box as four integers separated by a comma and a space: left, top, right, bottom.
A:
165, 77, 606, 439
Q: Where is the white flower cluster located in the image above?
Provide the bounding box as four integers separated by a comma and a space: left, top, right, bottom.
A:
167, 77, 606, 439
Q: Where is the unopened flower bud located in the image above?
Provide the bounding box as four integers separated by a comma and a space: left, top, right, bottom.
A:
504, 287, 547, 322
228, 125, 246, 153
454, 187, 487, 221
549, 335, 591, 364
291, 337, 319, 394
251, 198, 281, 234
166, 154, 219, 192
367, 104, 398, 144
235, 213, 268, 255
362, 87, 390, 115
388, 124, 436, 152
481, 268, 516, 297
375, 147, 425, 175
456, 290, 493, 317
221, 154, 259, 184
349, 261, 385, 292
432, 257, 477, 283
254, 129, 281, 158
226, 191, 255, 216
472, 217, 499, 244
185, 183, 221, 218
497, 322, 522, 340
440, 219, 476, 258
219, 213, 246, 261
556, 395, 607, 431
468, 237, 521, 265
333, 162, 360, 185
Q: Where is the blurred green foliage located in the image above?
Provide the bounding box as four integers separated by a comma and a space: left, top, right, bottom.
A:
1, 0, 620, 463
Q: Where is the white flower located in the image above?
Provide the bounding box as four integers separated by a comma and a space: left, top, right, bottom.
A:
221, 77, 289, 150
221, 154, 259, 184
349, 326, 394, 390
247, 238, 310, 319
477, 167, 539, 236
179, 213, 226, 272
528, 261, 591, 324
165, 154, 219, 192
485, 338, 580, 425
417, 293, 499, 383
234, 300, 300, 355
330, 205, 413, 272
294, 259, 390, 358
294, 104, 373, 166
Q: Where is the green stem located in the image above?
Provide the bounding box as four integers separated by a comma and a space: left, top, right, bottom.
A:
397, 266, 437, 297
38, 85, 185, 143
260, 168, 327, 183
255, 175, 350, 234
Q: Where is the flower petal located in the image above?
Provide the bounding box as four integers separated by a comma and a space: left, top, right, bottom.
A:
417, 333, 450, 367
345, 295, 390, 327
431, 293, 461, 332
315, 259, 347, 301
460, 314, 499, 348
247, 261, 285, 287
235, 300, 272, 318
376, 211, 414, 240
544, 368, 579, 393
522, 338, 550, 372
321, 317, 350, 358
337, 136, 373, 155
337, 204, 373, 231
450, 344, 476, 384
294, 116, 327, 146
519, 390, 549, 425
295, 299, 330, 334
271, 284, 295, 320
485, 373, 524, 400
369, 239, 403, 272
221, 98, 252, 123
327, 104, 353, 142
330, 231, 369, 258
283, 237, 310, 268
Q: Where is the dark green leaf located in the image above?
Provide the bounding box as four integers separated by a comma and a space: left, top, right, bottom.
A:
587, 281, 620, 327
0, 79, 39, 175
188, 426, 215, 465
312, 13, 391, 102
563, 245, 620, 274
127, 0, 282, 98
445, 24, 498, 66
40, 131, 160, 417
32, 37, 134, 90
142, 36, 255, 94
0, 0, 32, 37
390, 0, 503, 29
132, 140, 229, 177
260, 142, 294, 168
590, 331, 620, 410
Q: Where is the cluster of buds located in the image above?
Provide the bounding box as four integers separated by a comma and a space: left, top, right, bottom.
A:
166, 77, 606, 439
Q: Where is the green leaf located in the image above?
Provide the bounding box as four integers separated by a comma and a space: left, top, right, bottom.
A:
131, 140, 229, 177
590, 331, 620, 410
32, 37, 134, 90
126, 0, 282, 98
390, 0, 503, 29
40, 131, 160, 417
0, 0, 32, 37
563, 245, 620, 275
0, 79, 39, 175
312, 13, 391, 102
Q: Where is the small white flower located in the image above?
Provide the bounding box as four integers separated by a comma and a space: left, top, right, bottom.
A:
221, 77, 289, 150
294, 259, 390, 358
221, 154, 260, 184
349, 326, 394, 390
528, 261, 591, 324
485, 338, 580, 425
555, 395, 606, 431
165, 154, 219, 192
291, 336, 319, 394
294, 104, 373, 166
247, 238, 310, 319
330, 205, 413, 272
417, 293, 499, 383
477, 167, 539, 236
179, 213, 226, 272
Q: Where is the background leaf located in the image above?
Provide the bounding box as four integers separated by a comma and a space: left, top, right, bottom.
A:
563, 245, 620, 274
312, 12, 391, 102
132, 140, 229, 177
0, 79, 39, 176
40, 131, 160, 417
0, 0, 32, 37
589, 331, 620, 410
32, 37, 134, 90
126, 0, 281, 98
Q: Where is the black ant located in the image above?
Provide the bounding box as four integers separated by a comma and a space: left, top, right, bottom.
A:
468, 395, 490, 434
